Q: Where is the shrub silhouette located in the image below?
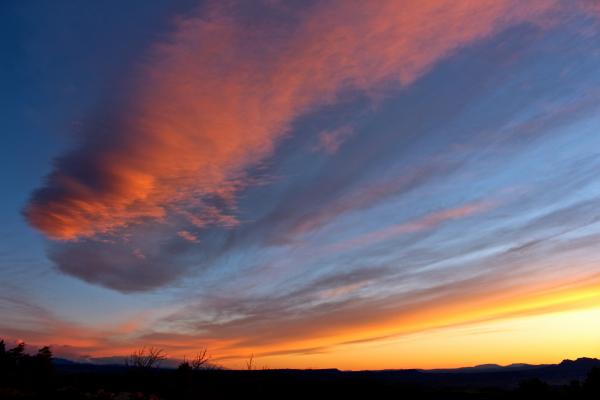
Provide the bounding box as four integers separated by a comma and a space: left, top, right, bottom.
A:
177, 361, 192, 373
246, 353, 255, 370
177, 349, 211, 372
190, 348, 210, 370
125, 347, 166, 369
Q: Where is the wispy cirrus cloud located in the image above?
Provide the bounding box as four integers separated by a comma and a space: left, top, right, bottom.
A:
149, 266, 600, 362
328, 200, 495, 252
7, 0, 600, 371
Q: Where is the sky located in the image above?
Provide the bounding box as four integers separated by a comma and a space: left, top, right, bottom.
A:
2, 0, 600, 370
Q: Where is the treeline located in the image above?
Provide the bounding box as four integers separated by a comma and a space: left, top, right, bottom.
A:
0, 340, 53, 390
1, 339, 600, 399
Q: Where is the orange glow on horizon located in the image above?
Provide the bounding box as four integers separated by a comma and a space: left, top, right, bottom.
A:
18, 272, 599, 370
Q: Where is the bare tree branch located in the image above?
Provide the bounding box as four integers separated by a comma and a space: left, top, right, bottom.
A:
125, 347, 166, 369
190, 348, 210, 370
246, 354, 255, 370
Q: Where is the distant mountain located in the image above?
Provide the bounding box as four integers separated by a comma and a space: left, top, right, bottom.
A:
52, 357, 79, 366
415, 357, 600, 387
559, 357, 600, 370
52, 356, 183, 370
52, 356, 600, 385
426, 362, 545, 374
11, 355, 596, 399
53, 356, 600, 374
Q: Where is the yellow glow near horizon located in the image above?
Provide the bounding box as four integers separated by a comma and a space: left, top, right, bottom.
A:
208, 278, 600, 370
231, 304, 600, 370
42, 275, 600, 370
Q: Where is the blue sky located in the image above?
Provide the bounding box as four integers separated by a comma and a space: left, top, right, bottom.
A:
2, 0, 600, 368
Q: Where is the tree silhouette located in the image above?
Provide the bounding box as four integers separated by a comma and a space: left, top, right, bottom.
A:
7, 342, 26, 372
126, 347, 166, 369
190, 348, 210, 370
0, 340, 53, 391
8, 342, 25, 358
0, 340, 6, 379
33, 345, 54, 382
36, 346, 52, 360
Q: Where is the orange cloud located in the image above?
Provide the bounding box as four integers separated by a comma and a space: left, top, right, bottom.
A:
330, 200, 494, 251
4, 270, 600, 369
73, 273, 600, 367
177, 230, 199, 242
204, 273, 600, 367
25, 0, 560, 240
314, 125, 355, 155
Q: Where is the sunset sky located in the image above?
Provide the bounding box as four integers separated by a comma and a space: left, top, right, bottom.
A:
2, 0, 600, 370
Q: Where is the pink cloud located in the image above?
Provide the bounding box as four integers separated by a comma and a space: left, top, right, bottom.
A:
314, 125, 355, 154
177, 230, 199, 242
331, 200, 495, 251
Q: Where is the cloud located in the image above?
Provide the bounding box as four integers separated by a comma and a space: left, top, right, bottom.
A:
314, 125, 355, 155
151, 193, 600, 358
49, 242, 181, 292
47, 223, 198, 291
25, 0, 558, 242
8, 0, 600, 366
328, 200, 495, 252
255, 159, 463, 247
0, 287, 147, 356
150, 264, 600, 361
178, 230, 199, 243
581, 0, 600, 15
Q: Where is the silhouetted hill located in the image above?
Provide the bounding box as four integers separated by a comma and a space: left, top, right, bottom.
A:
411, 357, 600, 387
49, 356, 600, 387
3, 356, 599, 399
427, 363, 545, 374
51, 358, 78, 366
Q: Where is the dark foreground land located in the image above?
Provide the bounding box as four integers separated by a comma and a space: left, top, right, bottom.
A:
2, 353, 600, 399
